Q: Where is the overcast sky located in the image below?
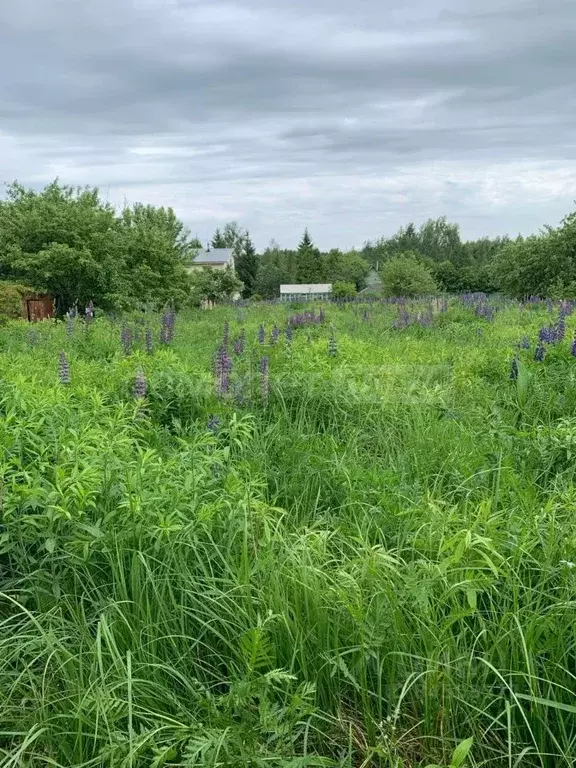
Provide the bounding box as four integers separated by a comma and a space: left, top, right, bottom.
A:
1, 0, 575, 250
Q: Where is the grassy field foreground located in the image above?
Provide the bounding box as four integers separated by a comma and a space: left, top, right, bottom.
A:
1, 297, 576, 767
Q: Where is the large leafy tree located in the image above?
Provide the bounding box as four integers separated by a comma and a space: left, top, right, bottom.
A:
117, 203, 192, 308
0, 181, 121, 312
0, 180, 194, 312
494, 211, 576, 298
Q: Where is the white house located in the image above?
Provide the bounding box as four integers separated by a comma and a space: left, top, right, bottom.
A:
280, 284, 332, 301
187, 248, 235, 272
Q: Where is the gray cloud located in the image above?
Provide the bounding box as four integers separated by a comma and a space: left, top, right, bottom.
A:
1, 0, 575, 249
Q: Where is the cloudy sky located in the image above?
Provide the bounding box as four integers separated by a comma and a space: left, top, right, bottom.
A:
1, 0, 575, 249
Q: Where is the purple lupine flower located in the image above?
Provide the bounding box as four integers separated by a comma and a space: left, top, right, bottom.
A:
121, 324, 132, 355
232, 380, 246, 407
556, 318, 566, 341
319, 308, 325, 322
534, 343, 546, 362
285, 324, 293, 344
510, 358, 519, 380
133, 368, 147, 399
161, 309, 176, 345
215, 344, 232, 397
328, 333, 337, 357
571, 337, 576, 357
65, 313, 74, 337
257, 324, 265, 344
58, 351, 71, 385
259, 356, 269, 406
270, 324, 280, 345
520, 336, 530, 349
145, 327, 154, 355
207, 414, 221, 432
222, 320, 229, 348
233, 328, 246, 356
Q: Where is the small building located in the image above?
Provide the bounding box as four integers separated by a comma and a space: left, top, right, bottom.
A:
280, 284, 332, 302
360, 269, 382, 295
0, 282, 54, 321
187, 248, 235, 272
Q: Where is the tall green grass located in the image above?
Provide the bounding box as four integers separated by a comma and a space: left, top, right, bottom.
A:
1, 299, 576, 766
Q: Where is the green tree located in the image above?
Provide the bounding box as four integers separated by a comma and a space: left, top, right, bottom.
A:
491, 208, 576, 298
0, 181, 121, 312
323, 248, 370, 290
116, 203, 192, 309
236, 232, 258, 298
296, 229, 324, 283
331, 281, 357, 299
211, 228, 227, 249
0, 180, 194, 312
190, 266, 243, 304
380, 253, 438, 297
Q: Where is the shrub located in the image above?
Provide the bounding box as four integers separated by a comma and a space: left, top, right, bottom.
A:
380, 253, 438, 297
331, 281, 357, 299
0, 282, 35, 319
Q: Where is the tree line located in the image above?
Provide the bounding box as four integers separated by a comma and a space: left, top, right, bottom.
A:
1, 180, 575, 312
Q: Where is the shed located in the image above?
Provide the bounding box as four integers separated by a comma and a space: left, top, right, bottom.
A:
280, 284, 332, 302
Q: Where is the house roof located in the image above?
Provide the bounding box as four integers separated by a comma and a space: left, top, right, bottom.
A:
280, 284, 332, 294
193, 248, 234, 265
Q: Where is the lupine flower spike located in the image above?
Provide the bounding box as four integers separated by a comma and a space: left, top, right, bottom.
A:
510, 358, 519, 380
133, 369, 148, 399
58, 351, 71, 385
145, 327, 154, 355
260, 356, 269, 406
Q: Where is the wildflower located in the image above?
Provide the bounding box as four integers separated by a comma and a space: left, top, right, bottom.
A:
361, 309, 369, 322
270, 324, 280, 345
222, 320, 229, 348
65, 313, 74, 337
121, 324, 132, 355
520, 336, 530, 349
328, 332, 337, 357
133, 368, 147, 399
571, 337, 576, 357
285, 324, 293, 344
28, 330, 38, 348
510, 358, 518, 380
215, 344, 232, 397
258, 324, 265, 344
161, 308, 176, 344
534, 343, 546, 362
145, 327, 154, 355
58, 351, 71, 385
260, 356, 269, 406
319, 308, 325, 322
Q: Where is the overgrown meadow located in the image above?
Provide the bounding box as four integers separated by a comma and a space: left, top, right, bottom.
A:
2, 296, 576, 767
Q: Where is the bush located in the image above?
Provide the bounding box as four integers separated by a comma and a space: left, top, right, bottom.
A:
380, 253, 438, 297
331, 281, 357, 299
0, 282, 35, 319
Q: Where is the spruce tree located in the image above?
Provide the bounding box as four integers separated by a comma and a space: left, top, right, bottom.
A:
236, 232, 258, 297
296, 229, 324, 283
